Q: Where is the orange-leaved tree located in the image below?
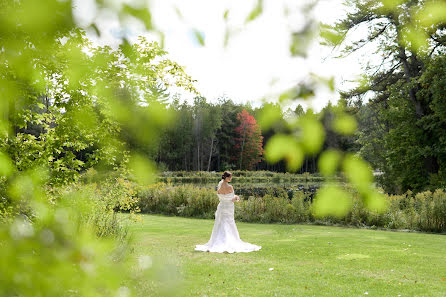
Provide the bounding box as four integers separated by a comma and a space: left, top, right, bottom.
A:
233, 109, 263, 170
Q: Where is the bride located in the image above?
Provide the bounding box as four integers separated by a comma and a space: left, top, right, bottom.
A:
195, 171, 261, 253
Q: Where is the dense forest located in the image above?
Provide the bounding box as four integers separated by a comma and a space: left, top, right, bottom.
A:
149, 96, 357, 175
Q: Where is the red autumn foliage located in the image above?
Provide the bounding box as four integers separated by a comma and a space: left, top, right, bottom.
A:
233, 109, 264, 170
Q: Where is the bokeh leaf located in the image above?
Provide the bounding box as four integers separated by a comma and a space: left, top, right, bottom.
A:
401, 25, 428, 53
122, 4, 153, 30
416, 2, 446, 27
313, 184, 352, 218
0, 152, 14, 177
129, 154, 156, 185
264, 134, 304, 172
245, 0, 263, 24
192, 29, 205, 46
364, 191, 388, 213
318, 149, 341, 177
320, 23, 344, 46
299, 115, 325, 154
342, 154, 373, 194
258, 104, 282, 131
333, 113, 357, 135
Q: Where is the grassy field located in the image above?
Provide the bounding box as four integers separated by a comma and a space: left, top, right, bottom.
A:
122, 214, 446, 297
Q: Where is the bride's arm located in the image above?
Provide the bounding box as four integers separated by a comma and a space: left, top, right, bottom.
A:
231, 186, 240, 202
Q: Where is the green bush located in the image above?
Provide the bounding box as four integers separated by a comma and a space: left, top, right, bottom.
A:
136, 183, 446, 233
137, 183, 219, 219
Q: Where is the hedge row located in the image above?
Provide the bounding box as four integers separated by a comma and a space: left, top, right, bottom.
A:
157, 171, 338, 183
136, 183, 446, 233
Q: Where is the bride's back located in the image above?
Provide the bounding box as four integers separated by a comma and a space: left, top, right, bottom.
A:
217, 181, 233, 194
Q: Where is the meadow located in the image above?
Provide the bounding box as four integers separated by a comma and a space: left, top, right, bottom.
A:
123, 213, 446, 297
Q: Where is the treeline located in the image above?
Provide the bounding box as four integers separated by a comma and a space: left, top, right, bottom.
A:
148, 97, 357, 173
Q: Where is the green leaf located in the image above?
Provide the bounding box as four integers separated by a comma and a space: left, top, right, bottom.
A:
342, 154, 373, 194
129, 154, 156, 185
223, 9, 230, 21
319, 24, 344, 46
313, 184, 352, 218
0, 152, 14, 177
416, 2, 446, 26
89, 23, 101, 37
318, 149, 341, 176
258, 104, 282, 131
192, 29, 205, 46
245, 0, 263, 24
300, 115, 325, 154
401, 25, 428, 53
264, 134, 304, 172
290, 29, 314, 57
119, 38, 137, 62
333, 113, 357, 135
122, 4, 153, 30
364, 191, 388, 213
174, 6, 184, 20
379, 0, 405, 12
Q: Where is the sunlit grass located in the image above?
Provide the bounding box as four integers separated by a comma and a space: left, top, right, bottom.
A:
122, 213, 446, 296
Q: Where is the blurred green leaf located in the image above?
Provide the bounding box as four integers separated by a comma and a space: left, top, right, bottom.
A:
258, 104, 282, 131
224, 9, 230, 21
320, 23, 344, 46
279, 83, 315, 103
416, 2, 446, 26
333, 113, 357, 135
290, 26, 315, 57
122, 4, 153, 30
313, 184, 352, 218
245, 0, 263, 24
318, 149, 341, 176
379, 0, 405, 12
310, 73, 335, 92
299, 115, 325, 154
342, 154, 373, 194
89, 23, 101, 37
0, 152, 14, 177
364, 191, 388, 213
401, 25, 428, 53
8, 174, 35, 201
264, 134, 304, 172
193, 29, 205, 46
129, 154, 156, 185
174, 6, 184, 20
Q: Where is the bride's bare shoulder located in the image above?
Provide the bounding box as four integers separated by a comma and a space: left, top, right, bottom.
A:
217, 183, 233, 194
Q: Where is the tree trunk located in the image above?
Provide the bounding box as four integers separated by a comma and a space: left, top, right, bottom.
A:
239, 130, 246, 170
207, 137, 214, 171
197, 144, 200, 171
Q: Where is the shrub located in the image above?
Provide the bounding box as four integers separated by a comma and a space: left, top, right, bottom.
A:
136, 182, 446, 233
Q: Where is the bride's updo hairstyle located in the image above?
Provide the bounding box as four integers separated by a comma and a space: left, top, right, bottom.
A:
221, 171, 232, 180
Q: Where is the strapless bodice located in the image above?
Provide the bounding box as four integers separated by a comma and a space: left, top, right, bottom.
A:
217, 192, 234, 203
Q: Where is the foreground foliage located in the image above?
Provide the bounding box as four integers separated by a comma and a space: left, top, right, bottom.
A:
0, 180, 156, 297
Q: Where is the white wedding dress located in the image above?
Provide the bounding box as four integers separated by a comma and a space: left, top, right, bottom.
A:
195, 180, 261, 253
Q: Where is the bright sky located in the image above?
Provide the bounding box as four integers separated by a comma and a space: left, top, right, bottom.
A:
73, 0, 365, 111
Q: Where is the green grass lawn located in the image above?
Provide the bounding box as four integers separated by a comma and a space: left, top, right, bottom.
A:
122, 214, 446, 297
